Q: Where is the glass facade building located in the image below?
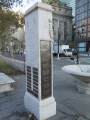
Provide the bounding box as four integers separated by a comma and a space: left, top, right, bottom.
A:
61, 0, 76, 16
75, 0, 90, 52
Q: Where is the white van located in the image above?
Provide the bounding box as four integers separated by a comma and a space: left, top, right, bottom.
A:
63, 49, 72, 56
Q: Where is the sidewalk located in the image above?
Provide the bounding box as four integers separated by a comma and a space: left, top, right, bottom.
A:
79, 52, 90, 57
0, 57, 90, 120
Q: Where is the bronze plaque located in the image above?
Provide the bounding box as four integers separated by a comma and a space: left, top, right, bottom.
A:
27, 66, 31, 91
33, 67, 38, 98
40, 40, 52, 99
27, 66, 38, 98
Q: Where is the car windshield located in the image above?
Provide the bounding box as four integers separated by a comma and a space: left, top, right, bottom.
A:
66, 49, 71, 52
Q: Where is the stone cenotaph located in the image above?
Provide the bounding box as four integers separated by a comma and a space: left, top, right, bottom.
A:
24, 2, 56, 120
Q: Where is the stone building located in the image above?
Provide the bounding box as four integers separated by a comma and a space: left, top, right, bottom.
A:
52, 3, 73, 45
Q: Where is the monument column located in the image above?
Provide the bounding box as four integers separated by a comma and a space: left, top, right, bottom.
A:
24, 2, 56, 120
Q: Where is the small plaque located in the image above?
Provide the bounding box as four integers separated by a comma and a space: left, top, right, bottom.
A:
27, 66, 31, 92
33, 67, 38, 98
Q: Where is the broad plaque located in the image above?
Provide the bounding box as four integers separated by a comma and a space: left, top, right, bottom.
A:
40, 40, 52, 99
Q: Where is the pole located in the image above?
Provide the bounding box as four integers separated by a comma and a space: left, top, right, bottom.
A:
76, 50, 79, 64
24, 55, 25, 73
58, 19, 60, 59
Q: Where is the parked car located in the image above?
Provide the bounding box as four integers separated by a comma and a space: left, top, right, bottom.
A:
72, 48, 77, 55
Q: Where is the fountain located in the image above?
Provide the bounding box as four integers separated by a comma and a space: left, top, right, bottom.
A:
62, 65, 90, 95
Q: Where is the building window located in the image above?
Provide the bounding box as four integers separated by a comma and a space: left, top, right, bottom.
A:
88, 25, 90, 31
83, 19, 87, 25
82, 26, 87, 32
78, 42, 86, 52
88, 3, 90, 9
88, 11, 90, 17
88, 18, 90, 24
78, 43, 86, 48
88, 32, 90, 37
81, 33, 86, 38
78, 48, 86, 52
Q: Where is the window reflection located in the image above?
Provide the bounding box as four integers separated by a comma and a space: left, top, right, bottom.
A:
82, 26, 87, 32
88, 26, 90, 31
83, 19, 87, 25
88, 18, 90, 24
77, 0, 88, 8
81, 33, 86, 38
88, 32, 90, 37
76, 0, 90, 40
88, 3, 90, 9
88, 11, 90, 17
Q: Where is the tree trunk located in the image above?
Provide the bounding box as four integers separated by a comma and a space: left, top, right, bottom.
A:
7, 39, 14, 59
1, 41, 7, 56
3, 44, 7, 56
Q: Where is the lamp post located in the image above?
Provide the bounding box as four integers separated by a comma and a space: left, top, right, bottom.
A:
76, 30, 80, 64
54, 19, 68, 59
58, 19, 60, 59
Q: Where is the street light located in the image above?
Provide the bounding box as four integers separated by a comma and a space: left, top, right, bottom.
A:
58, 20, 60, 59
76, 30, 80, 64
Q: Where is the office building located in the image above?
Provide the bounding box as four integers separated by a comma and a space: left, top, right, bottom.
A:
75, 0, 90, 52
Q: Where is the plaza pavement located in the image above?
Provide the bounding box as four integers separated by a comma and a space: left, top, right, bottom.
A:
0, 56, 90, 120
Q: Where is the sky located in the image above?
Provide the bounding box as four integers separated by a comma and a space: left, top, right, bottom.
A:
13, 0, 41, 13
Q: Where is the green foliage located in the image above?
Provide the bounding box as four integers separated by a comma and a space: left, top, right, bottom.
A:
49, 1, 54, 4
0, 0, 25, 57
48, 0, 62, 7
0, 60, 23, 75
42, 0, 67, 8
0, 8, 24, 43
0, 0, 22, 8
0, 8, 25, 56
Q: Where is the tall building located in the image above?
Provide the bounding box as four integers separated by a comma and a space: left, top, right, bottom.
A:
75, 0, 90, 52
61, 0, 76, 17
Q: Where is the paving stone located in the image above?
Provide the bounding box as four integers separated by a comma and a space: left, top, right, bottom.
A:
0, 57, 89, 120
8, 115, 18, 120
78, 117, 88, 120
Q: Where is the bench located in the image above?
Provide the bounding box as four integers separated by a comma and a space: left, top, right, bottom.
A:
0, 73, 15, 93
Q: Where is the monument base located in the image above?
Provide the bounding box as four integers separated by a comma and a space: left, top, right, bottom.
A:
24, 92, 56, 120
78, 82, 90, 95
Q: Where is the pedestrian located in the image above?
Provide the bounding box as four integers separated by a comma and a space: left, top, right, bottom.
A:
88, 51, 90, 56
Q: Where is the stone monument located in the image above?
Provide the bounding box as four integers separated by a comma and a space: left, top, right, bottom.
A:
24, 2, 56, 120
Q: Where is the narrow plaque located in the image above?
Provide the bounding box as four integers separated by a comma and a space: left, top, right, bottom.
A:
41, 41, 52, 99
33, 67, 38, 98
27, 66, 31, 92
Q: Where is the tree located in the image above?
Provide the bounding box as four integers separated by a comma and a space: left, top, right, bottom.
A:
0, 0, 22, 9
0, 0, 25, 58
0, 8, 25, 58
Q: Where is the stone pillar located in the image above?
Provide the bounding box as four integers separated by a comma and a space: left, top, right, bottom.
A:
24, 2, 56, 120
